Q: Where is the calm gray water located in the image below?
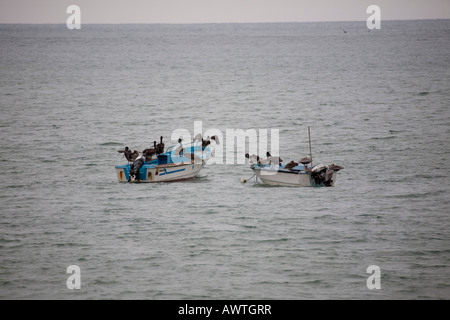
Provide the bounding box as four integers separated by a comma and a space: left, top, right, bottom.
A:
0, 20, 449, 300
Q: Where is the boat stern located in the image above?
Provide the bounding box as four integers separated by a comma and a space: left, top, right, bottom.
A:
115, 164, 130, 182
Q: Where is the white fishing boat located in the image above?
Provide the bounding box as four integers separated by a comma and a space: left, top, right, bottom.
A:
247, 127, 343, 187
115, 140, 213, 183
250, 162, 342, 187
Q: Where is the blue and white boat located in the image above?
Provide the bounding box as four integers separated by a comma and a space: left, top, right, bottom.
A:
247, 127, 343, 187
115, 141, 212, 183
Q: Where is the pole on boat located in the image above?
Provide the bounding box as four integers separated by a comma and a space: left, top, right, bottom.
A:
308, 126, 313, 168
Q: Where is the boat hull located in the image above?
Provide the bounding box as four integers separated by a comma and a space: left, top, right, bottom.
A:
116, 162, 203, 183
252, 166, 337, 187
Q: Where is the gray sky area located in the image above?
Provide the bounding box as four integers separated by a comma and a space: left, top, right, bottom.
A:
0, 0, 449, 23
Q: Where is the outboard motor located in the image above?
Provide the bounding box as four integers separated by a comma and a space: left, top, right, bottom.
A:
129, 154, 145, 181
311, 163, 344, 186
311, 163, 327, 186
323, 168, 335, 186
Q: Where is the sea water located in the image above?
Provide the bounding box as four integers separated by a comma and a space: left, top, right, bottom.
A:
0, 20, 449, 299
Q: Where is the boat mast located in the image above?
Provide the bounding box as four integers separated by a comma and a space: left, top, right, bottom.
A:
308, 126, 313, 168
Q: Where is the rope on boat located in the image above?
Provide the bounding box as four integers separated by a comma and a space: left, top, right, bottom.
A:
241, 173, 256, 184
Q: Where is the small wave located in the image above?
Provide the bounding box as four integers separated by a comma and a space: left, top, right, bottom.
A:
91, 278, 118, 285
100, 142, 123, 146
40, 159, 57, 163
299, 279, 324, 285
386, 189, 445, 199
6, 184, 29, 189
0, 238, 20, 243
256, 237, 290, 243
54, 242, 84, 247
371, 136, 395, 140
